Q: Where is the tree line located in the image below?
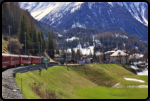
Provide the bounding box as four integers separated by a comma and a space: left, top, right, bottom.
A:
2, 2, 56, 58
58, 29, 147, 55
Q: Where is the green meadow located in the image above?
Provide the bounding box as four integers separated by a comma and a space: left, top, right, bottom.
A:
14, 64, 148, 99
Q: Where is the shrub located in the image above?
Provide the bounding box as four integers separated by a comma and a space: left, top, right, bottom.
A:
30, 82, 56, 99
3, 35, 9, 41
7, 38, 23, 54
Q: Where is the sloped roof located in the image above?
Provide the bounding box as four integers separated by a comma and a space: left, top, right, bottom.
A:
129, 53, 144, 59
110, 50, 128, 56
105, 50, 116, 54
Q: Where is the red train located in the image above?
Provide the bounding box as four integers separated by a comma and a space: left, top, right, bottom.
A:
2, 53, 43, 69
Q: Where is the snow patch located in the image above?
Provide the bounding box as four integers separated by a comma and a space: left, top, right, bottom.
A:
63, 30, 67, 33
67, 44, 95, 55
108, 2, 113, 7
127, 3, 148, 26
66, 37, 79, 42
70, 3, 83, 13
88, 2, 95, 9
58, 33, 63, 37
137, 70, 148, 75
126, 85, 148, 88
31, 3, 61, 21
129, 65, 139, 70
117, 2, 123, 6
114, 34, 128, 39
124, 77, 145, 83
71, 22, 86, 29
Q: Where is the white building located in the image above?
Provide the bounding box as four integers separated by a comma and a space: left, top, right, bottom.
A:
129, 53, 144, 60
110, 50, 129, 64
54, 54, 63, 61
79, 55, 90, 64
105, 50, 116, 61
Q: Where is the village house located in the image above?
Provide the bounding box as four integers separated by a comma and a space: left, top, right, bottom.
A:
129, 53, 144, 65
104, 50, 116, 62
54, 54, 63, 61
129, 53, 144, 62
79, 55, 91, 64
109, 50, 129, 64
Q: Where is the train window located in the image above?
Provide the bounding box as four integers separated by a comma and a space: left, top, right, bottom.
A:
33, 58, 40, 60
3, 57, 9, 62
22, 57, 30, 61
11, 57, 19, 61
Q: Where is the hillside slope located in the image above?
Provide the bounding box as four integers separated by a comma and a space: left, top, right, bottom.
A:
14, 64, 148, 99
2, 38, 9, 54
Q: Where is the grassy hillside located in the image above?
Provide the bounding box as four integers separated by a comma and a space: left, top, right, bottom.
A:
2, 38, 9, 54
2, 36, 23, 54
14, 64, 148, 99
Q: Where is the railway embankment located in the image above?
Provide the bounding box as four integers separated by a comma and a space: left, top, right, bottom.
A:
2, 64, 57, 99
2, 66, 26, 99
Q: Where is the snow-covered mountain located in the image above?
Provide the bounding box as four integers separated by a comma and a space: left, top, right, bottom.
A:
19, 2, 148, 26
19, 2, 84, 21
19, 2, 148, 41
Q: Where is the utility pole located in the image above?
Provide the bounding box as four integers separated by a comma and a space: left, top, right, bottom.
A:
28, 52, 29, 66
24, 32, 26, 55
41, 38, 42, 57
41, 38, 42, 65
39, 41, 40, 64
8, 25, 12, 54
39, 41, 40, 56
66, 47, 67, 65
74, 49, 75, 63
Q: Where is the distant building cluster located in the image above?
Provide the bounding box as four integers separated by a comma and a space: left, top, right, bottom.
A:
54, 34, 146, 65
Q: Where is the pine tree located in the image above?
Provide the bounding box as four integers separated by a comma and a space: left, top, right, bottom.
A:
48, 31, 54, 59
56, 48, 59, 54
18, 15, 31, 53
28, 30, 34, 53
76, 49, 82, 60
71, 46, 74, 60
93, 52, 97, 62
32, 30, 39, 54
41, 31, 46, 52
90, 49, 92, 58
38, 29, 41, 41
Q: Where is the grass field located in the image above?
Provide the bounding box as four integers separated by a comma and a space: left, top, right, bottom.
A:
14, 64, 148, 99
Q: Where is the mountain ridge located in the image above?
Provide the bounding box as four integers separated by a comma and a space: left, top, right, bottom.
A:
19, 2, 148, 42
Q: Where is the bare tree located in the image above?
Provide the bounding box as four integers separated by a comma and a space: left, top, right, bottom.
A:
118, 52, 122, 64
125, 46, 129, 64
77, 49, 82, 60
143, 49, 148, 62
7, 38, 23, 54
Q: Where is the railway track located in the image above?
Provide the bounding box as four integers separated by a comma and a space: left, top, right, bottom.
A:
2, 64, 58, 99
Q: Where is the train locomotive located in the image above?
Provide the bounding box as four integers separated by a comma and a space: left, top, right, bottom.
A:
2, 53, 44, 69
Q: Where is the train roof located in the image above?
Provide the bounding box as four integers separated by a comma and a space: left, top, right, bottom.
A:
2, 53, 46, 58
20, 55, 32, 57
2, 53, 19, 57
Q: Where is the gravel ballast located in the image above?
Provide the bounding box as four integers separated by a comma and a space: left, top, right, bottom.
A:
2, 64, 55, 99
2, 66, 28, 99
